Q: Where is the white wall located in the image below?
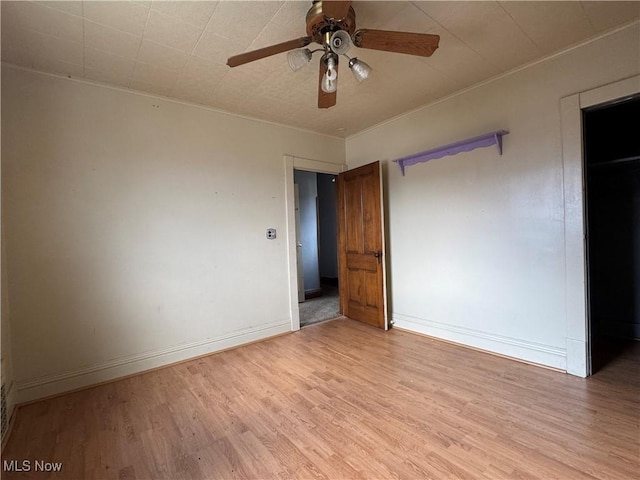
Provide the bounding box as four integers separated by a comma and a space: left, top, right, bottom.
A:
346, 24, 640, 370
0, 10, 17, 436
1, 66, 344, 402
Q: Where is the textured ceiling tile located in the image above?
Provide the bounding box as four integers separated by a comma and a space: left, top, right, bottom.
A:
1, 5, 38, 68
170, 56, 228, 100
352, 1, 408, 29
335, 70, 366, 96
416, 1, 541, 71
253, 65, 310, 102
252, 70, 320, 108
285, 58, 320, 93
31, 32, 83, 67
418, 27, 499, 88
242, 23, 308, 74
582, 1, 640, 32
388, 57, 455, 107
1, 0, 637, 137
206, 1, 283, 42
150, 0, 219, 29
248, 19, 305, 51
217, 66, 265, 93
349, 55, 427, 102
131, 61, 181, 90
295, 104, 328, 129
85, 48, 136, 79
411, 1, 462, 28
209, 85, 251, 112
2, 24, 84, 79
208, 67, 268, 111
84, 20, 142, 59
380, 2, 437, 33
1, 45, 36, 69
178, 55, 228, 82
4, 1, 83, 43
1, 13, 36, 50
193, 29, 245, 65
499, 1, 595, 53
83, 1, 151, 36
84, 67, 133, 89
143, 10, 205, 53
34, 1, 83, 16
268, 1, 311, 29
137, 40, 189, 71
352, 62, 390, 89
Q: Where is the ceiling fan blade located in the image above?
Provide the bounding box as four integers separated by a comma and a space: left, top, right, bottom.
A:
318, 59, 337, 109
352, 29, 440, 57
227, 36, 312, 67
321, 1, 352, 20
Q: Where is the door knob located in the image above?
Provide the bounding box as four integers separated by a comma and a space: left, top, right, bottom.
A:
297, 242, 303, 248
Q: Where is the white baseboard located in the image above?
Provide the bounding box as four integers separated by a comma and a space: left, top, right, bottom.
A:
565, 338, 587, 377
16, 320, 291, 404
393, 313, 566, 371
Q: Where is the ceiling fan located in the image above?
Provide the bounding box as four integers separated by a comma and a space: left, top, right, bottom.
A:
226, 0, 440, 109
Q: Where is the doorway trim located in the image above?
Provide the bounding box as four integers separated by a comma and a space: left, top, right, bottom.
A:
284, 155, 345, 331
560, 75, 639, 377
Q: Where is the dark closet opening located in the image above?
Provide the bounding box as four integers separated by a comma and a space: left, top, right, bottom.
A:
583, 95, 640, 373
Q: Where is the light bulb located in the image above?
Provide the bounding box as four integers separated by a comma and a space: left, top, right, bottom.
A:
348, 58, 372, 83
321, 56, 338, 93
287, 49, 312, 72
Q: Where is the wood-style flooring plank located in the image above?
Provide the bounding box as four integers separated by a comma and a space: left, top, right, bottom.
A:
2, 318, 639, 479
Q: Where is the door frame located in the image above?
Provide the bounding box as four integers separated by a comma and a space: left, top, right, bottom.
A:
560, 75, 639, 377
294, 184, 305, 303
284, 155, 345, 331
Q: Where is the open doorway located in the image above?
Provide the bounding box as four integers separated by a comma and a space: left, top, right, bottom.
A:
294, 170, 340, 327
583, 95, 640, 373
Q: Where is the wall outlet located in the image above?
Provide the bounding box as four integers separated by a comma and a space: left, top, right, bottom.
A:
266, 228, 276, 239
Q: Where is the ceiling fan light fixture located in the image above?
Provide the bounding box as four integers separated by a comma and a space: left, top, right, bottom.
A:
287, 48, 312, 71
321, 55, 338, 94
329, 30, 351, 55
226, 1, 441, 108
348, 58, 372, 83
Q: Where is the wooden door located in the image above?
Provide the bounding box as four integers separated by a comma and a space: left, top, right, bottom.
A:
337, 161, 388, 329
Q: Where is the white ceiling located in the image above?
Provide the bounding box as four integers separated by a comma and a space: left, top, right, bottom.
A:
2, 1, 639, 137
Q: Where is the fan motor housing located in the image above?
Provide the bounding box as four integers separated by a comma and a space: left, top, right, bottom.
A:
306, 1, 356, 41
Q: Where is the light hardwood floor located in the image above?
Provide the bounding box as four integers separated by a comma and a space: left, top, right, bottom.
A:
3, 318, 639, 479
